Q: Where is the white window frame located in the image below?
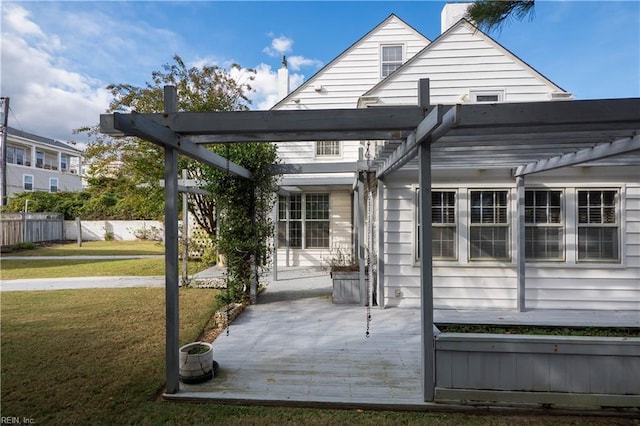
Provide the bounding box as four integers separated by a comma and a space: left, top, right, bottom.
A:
60, 154, 68, 172
380, 44, 404, 78
315, 141, 341, 158
415, 188, 457, 262
278, 193, 330, 249
49, 177, 59, 193
576, 188, 620, 263
469, 189, 510, 261
23, 174, 34, 191
36, 151, 44, 168
469, 89, 505, 103
525, 189, 565, 262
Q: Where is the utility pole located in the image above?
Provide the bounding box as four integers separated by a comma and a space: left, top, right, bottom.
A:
0, 97, 9, 207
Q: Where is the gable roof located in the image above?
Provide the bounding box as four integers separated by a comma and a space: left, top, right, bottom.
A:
270, 14, 430, 110
362, 18, 569, 99
7, 126, 81, 153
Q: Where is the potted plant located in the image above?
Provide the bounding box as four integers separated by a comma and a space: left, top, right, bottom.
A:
325, 249, 364, 305
178, 342, 216, 384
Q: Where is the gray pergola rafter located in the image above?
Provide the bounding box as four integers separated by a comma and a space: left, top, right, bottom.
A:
99, 80, 640, 404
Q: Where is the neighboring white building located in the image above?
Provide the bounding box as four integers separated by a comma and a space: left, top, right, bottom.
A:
272, 4, 640, 311
4, 126, 83, 198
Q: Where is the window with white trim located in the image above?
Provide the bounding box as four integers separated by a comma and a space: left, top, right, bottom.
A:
7, 146, 26, 165
469, 190, 509, 260
315, 141, 340, 157
381, 45, 403, 77
49, 178, 59, 193
415, 189, 457, 260
278, 194, 302, 248
60, 155, 68, 172
470, 90, 504, 103
23, 175, 33, 191
278, 193, 330, 249
525, 190, 564, 260
577, 190, 619, 262
305, 193, 330, 248
36, 151, 44, 168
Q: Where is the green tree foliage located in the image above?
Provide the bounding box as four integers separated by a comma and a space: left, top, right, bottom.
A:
202, 142, 279, 303
3, 177, 163, 220
466, 0, 535, 32
78, 55, 256, 234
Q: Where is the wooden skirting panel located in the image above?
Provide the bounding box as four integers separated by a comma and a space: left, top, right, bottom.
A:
435, 333, 640, 407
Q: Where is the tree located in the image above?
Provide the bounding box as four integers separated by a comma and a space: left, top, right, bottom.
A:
79, 55, 256, 234
80, 55, 279, 303
466, 0, 535, 32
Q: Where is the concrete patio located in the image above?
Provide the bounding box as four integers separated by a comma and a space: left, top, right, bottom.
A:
165, 267, 639, 407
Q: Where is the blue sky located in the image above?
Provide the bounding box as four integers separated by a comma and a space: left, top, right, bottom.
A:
2, 1, 639, 144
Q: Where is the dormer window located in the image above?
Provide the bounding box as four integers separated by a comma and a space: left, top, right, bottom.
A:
381, 45, 403, 78
470, 89, 505, 103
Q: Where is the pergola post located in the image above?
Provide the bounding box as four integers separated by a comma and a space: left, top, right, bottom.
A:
417, 78, 435, 402
376, 179, 385, 308
272, 197, 278, 282
516, 175, 526, 311
163, 86, 180, 394
357, 175, 366, 306
419, 143, 434, 402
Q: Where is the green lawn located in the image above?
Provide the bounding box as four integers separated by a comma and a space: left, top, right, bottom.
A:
9, 240, 165, 256
0, 258, 207, 280
0, 288, 625, 425
1, 240, 209, 280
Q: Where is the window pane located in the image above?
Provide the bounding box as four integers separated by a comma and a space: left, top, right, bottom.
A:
471, 191, 508, 224
432, 227, 456, 258
305, 222, 329, 248
290, 195, 302, 220
578, 227, 618, 261
470, 226, 508, 259
577, 190, 619, 262
316, 141, 340, 157
525, 227, 563, 260
289, 221, 302, 248
381, 45, 402, 77
305, 193, 329, 220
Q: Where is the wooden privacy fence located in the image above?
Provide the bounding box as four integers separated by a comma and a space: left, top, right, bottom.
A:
0, 213, 64, 246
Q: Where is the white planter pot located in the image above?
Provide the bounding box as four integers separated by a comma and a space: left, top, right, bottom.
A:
179, 342, 214, 383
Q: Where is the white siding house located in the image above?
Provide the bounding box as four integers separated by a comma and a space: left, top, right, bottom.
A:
4, 127, 83, 199
272, 4, 640, 312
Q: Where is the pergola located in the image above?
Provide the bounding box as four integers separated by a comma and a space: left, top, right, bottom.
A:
100, 81, 640, 401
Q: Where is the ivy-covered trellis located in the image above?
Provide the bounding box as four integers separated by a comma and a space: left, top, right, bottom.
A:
202, 142, 279, 304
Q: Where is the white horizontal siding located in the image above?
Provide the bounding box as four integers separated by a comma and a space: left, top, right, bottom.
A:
382, 169, 640, 311
371, 21, 562, 106
274, 16, 429, 163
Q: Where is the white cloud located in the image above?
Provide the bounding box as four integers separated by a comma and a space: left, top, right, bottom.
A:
263, 35, 293, 57
287, 55, 324, 72
230, 63, 304, 110
1, 4, 111, 143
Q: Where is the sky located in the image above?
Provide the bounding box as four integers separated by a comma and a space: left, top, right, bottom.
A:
1, 1, 639, 145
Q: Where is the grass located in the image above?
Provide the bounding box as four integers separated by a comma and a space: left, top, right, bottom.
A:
0, 288, 632, 425
0, 258, 207, 280
5, 240, 165, 256
0, 240, 208, 280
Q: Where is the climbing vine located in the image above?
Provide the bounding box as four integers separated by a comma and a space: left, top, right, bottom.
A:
202, 142, 279, 303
